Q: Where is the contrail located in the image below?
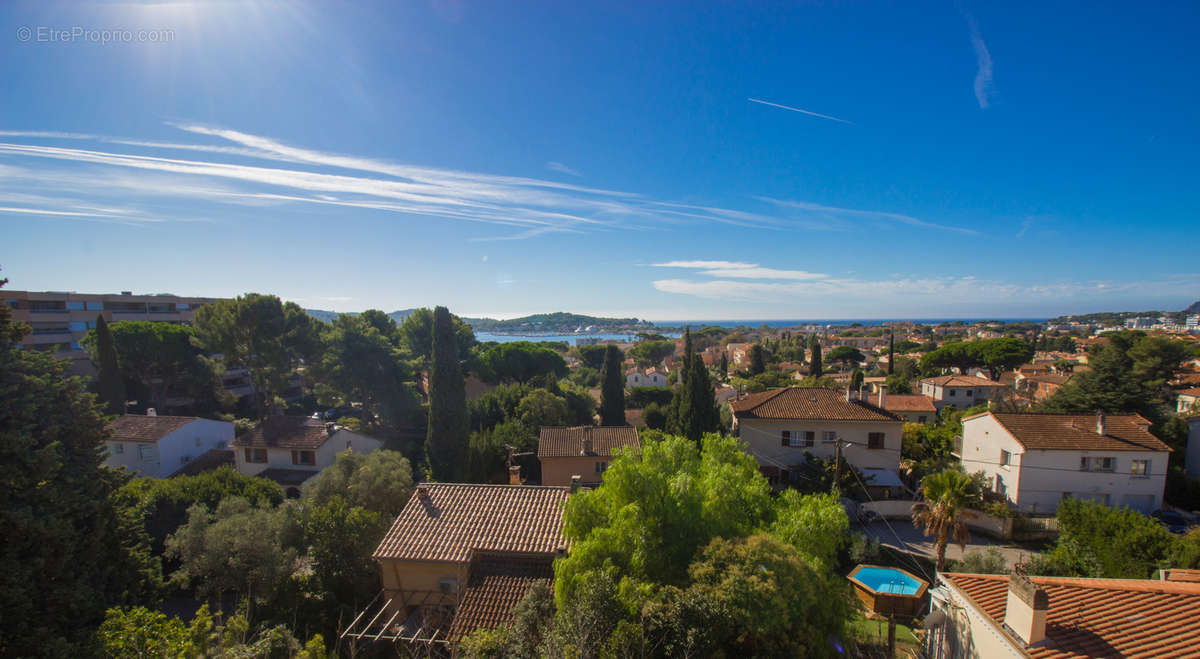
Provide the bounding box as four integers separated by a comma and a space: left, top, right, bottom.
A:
747, 97, 854, 125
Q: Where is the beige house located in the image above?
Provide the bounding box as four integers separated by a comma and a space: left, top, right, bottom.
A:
960, 412, 1171, 514
342, 483, 570, 653
538, 426, 640, 486
105, 414, 233, 478
882, 394, 938, 424
926, 572, 1200, 658
230, 416, 381, 496
1177, 387, 1200, 414
729, 387, 903, 488
920, 375, 1008, 411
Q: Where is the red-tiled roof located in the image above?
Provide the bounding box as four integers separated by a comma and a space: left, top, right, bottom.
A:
921, 375, 1005, 388
170, 448, 234, 477
374, 483, 570, 563
537, 426, 640, 458
883, 394, 937, 413
943, 573, 1200, 658
729, 387, 901, 422
231, 416, 331, 450
446, 552, 554, 642
1176, 387, 1200, 397
1023, 373, 1071, 385
983, 412, 1172, 452
108, 415, 198, 443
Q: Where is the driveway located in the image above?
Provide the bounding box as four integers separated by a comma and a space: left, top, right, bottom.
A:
858, 520, 1037, 568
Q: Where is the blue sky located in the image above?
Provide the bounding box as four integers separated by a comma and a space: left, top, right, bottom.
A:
1, 1, 1198, 320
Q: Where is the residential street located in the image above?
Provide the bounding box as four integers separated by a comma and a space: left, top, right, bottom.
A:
858, 520, 1037, 568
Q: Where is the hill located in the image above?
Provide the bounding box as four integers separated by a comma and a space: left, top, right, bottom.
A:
465, 312, 651, 334
1184, 300, 1200, 315
305, 308, 421, 324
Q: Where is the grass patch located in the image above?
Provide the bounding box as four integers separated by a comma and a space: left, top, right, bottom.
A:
849, 612, 917, 645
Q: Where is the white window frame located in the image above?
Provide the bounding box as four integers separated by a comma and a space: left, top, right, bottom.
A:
1131, 459, 1150, 478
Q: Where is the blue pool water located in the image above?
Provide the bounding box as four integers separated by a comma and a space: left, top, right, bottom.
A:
853, 567, 923, 595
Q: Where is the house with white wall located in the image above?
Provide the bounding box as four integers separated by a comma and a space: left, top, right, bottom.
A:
920, 375, 1008, 411
105, 414, 234, 478
960, 411, 1171, 514
730, 387, 903, 488
625, 367, 667, 388
231, 415, 382, 496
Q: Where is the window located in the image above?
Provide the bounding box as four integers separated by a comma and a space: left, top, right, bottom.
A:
244, 448, 267, 463
949, 389, 957, 396
1080, 456, 1115, 472
965, 389, 973, 396
867, 432, 885, 449
801, 431, 815, 448
1131, 459, 1150, 477
1000, 449, 1011, 467
113, 442, 124, 454
822, 431, 837, 444
66, 300, 85, 310
781, 430, 791, 447
85, 300, 103, 311
137, 445, 150, 460
595, 461, 608, 474
292, 450, 316, 466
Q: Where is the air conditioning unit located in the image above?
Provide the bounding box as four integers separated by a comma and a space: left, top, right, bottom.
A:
439, 578, 459, 595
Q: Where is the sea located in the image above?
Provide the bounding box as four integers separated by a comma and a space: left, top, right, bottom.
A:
474, 317, 1049, 346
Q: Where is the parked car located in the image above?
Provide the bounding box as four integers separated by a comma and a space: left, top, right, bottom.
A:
1151, 510, 1193, 535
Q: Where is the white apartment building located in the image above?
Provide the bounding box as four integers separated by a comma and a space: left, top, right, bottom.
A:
105, 413, 234, 478
960, 411, 1170, 514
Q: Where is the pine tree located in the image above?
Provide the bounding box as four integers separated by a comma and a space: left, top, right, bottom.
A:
887, 330, 895, 375
599, 345, 625, 425
94, 314, 126, 415
425, 306, 468, 481
809, 335, 823, 378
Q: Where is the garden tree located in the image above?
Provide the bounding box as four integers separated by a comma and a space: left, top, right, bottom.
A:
166, 497, 297, 615
468, 382, 529, 432
808, 335, 823, 377
770, 490, 849, 569
467, 419, 536, 483
911, 469, 979, 570
1040, 332, 1165, 421
193, 294, 320, 418
719, 352, 728, 376
357, 308, 399, 343
311, 313, 418, 428
82, 320, 220, 413
599, 344, 625, 425
575, 344, 608, 370
93, 313, 126, 414
98, 605, 329, 659
116, 466, 284, 554
850, 368, 864, 393
0, 276, 160, 657
953, 549, 1009, 575
919, 341, 977, 376
629, 339, 675, 368
567, 365, 601, 389
1128, 335, 1191, 399
425, 306, 469, 481
887, 330, 894, 374
544, 378, 596, 426
748, 343, 766, 375
516, 388, 570, 428
303, 496, 389, 634
641, 402, 667, 430
827, 345, 865, 371
975, 337, 1035, 380
1028, 497, 1194, 579
478, 341, 567, 384
626, 386, 673, 408
397, 307, 476, 368
302, 449, 414, 517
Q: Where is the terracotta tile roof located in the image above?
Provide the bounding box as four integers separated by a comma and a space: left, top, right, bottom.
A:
1176, 387, 1200, 397
446, 552, 554, 642
921, 375, 1006, 388
943, 573, 1200, 658
883, 394, 937, 413
170, 448, 234, 477
1160, 569, 1200, 584
729, 387, 902, 422
984, 412, 1172, 452
108, 415, 198, 443
1023, 373, 1071, 385
374, 483, 570, 563
231, 416, 331, 450
537, 426, 640, 458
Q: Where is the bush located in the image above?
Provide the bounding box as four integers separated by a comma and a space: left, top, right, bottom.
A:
952, 548, 1008, 574
626, 386, 673, 409
642, 402, 667, 430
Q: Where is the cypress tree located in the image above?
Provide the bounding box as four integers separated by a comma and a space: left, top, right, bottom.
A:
425, 306, 468, 481
719, 352, 728, 377
809, 335, 823, 378
94, 314, 126, 415
686, 351, 718, 445
667, 329, 693, 437
749, 344, 766, 375
599, 345, 625, 425
887, 329, 895, 375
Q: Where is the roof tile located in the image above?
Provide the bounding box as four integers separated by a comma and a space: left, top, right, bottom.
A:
985, 412, 1171, 452
537, 426, 640, 458
883, 394, 938, 413
921, 375, 1006, 388
231, 416, 332, 450
446, 553, 554, 642
108, 415, 198, 443
729, 387, 901, 422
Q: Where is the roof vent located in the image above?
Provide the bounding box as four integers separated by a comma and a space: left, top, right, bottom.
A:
570, 475, 582, 494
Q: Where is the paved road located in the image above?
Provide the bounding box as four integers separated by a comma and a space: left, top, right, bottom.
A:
858, 520, 1037, 568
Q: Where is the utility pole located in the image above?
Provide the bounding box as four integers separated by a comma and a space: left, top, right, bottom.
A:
832, 438, 851, 495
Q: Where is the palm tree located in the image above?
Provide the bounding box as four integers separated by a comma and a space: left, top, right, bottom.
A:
911, 469, 979, 570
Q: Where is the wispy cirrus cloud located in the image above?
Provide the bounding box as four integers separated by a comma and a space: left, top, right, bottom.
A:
0, 124, 975, 240
755, 197, 980, 235
966, 14, 994, 109
652, 261, 827, 280
546, 161, 580, 177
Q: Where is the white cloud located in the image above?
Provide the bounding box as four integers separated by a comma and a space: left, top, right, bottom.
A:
757, 197, 979, 236
652, 260, 758, 270
967, 15, 994, 109
546, 161, 580, 176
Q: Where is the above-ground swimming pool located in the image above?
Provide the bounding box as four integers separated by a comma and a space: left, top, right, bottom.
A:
848, 565, 930, 618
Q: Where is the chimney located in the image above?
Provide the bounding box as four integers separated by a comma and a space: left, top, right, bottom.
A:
570, 475, 581, 493
325, 422, 336, 436
877, 384, 888, 409
145, 408, 157, 417
845, 386, 853, 403
1004, 573, 1049, 646
1096, 411, 1106, 436
581, 428, 593, 455
416, 485, 430, 502
508, 464, 522, 486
